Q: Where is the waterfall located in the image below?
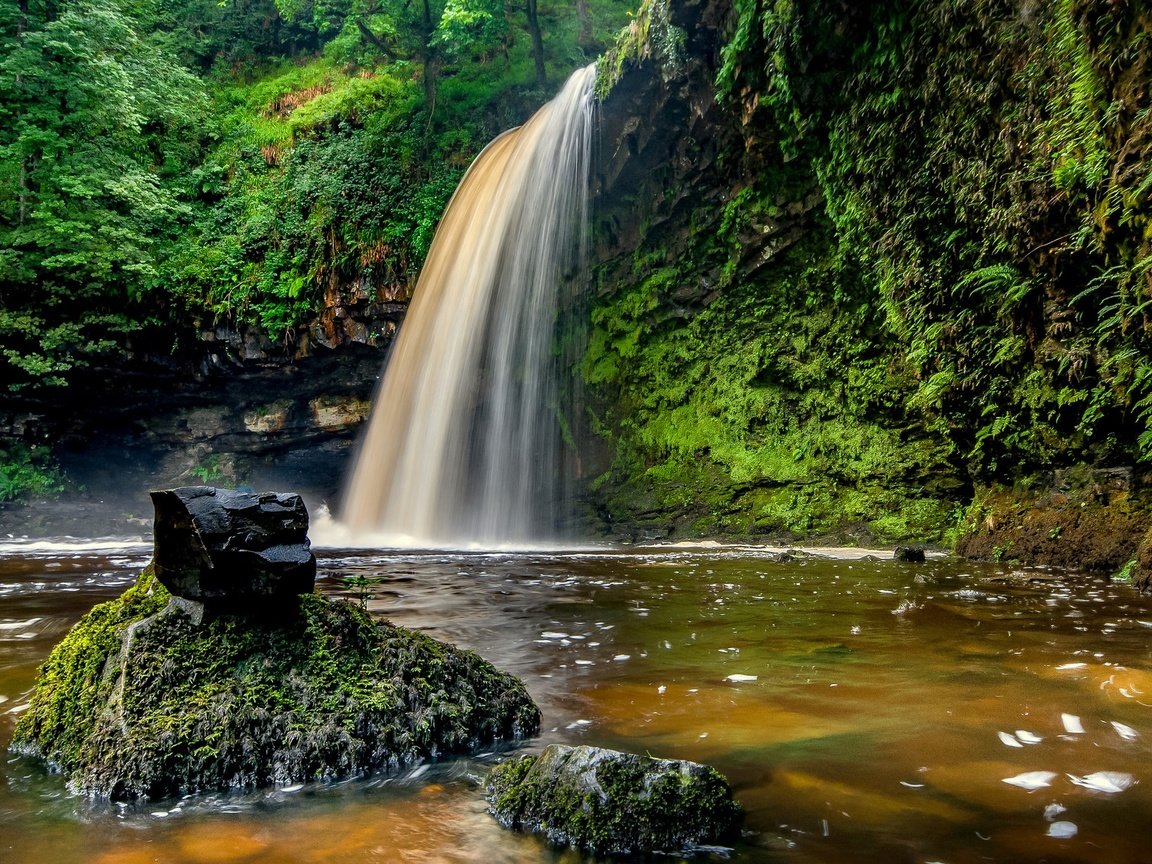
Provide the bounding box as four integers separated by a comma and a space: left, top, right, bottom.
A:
338, 64, 596, 547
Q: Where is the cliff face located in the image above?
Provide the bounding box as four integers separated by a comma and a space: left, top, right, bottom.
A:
582, 0, 959, 543
583, 0, 1152, 571
0, 340, 389, 536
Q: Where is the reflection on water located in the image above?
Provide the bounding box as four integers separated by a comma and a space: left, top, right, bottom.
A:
3, 542, 1152, 863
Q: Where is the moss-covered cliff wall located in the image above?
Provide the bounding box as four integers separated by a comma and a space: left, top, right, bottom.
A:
584, 0, 958, 542
584, 0, 1152, 549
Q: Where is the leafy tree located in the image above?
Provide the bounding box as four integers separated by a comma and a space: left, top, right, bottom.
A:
0, 0, 205, 392
436, 0, 508, 62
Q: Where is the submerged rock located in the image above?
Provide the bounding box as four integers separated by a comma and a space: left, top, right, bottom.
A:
10, 569, 540, 800
150, 486, 316, 604
486, 744, 743, 855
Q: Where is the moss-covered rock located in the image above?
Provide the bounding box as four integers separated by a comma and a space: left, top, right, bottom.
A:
486, 744, 743, 856
955, 467, 1152, 575
10, 568, 540, 800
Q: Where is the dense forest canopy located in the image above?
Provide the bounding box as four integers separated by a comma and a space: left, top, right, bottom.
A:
0, 0, 629, 397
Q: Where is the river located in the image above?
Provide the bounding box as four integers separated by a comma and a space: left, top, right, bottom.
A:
1, 540, 1150, 863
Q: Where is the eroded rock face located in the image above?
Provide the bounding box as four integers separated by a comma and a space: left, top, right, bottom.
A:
150, 486, 316, 605
486, 744, 743, 855
955, 469, 1152, 576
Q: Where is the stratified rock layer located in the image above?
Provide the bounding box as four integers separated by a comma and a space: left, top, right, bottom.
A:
150, 486, 316, 604
11, 570, 541, 800
486, 744, 743, 855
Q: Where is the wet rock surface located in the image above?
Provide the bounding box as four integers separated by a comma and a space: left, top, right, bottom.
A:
894, 546, 927, 562
10, 568, 541, 800
150, 486, 316, 605
486, 743, 742, 855
0, 342, 386, 538
956, 468, 1152, 579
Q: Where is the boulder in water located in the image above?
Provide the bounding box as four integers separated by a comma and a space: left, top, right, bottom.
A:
893, 545, 927, 562
10, 495, 541, 799
11, 570, 540, 799
150, 486, 316, 605
486, 744, 743, 855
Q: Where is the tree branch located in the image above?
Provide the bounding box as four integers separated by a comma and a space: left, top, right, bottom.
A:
356, 18, 400, 59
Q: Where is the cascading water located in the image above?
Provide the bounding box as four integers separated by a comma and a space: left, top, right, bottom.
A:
339, 64, 596, 547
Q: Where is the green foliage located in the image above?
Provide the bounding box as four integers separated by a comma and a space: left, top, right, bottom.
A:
436, 0, 506, 58
595, 0, 686, 101
189, 455, 225, 484
1113, 558, 1138, 583
715, 0, 1152, 477
166, 0, 633, 337
165, 60, 443, 336
583, 172, 958, 541
0, 0, 207, 392
0, 443, 64, 501
341, 572, 384, 607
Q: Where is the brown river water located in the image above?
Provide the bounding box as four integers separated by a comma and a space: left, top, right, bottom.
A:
2, 540, 1151, 863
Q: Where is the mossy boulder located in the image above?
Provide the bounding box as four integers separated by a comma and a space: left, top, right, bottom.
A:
486, 744, 743, 855
10, 569, 540, 800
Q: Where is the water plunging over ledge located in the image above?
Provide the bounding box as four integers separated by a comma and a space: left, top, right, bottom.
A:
339, 65, 597, 548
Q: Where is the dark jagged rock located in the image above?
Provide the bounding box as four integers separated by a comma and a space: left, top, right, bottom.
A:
10, 569, 541, 800
486, 744, 743, 855
893, 546, 926, 562
150, 486, 316, 604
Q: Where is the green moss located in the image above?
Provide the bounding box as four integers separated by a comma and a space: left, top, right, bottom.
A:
594, 0, 687, 101
12, 572, 539, 800
715, 0, 1152, 473
12, 567, 170, 773
487, 745, 742, 856
583, 183, 959, 543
